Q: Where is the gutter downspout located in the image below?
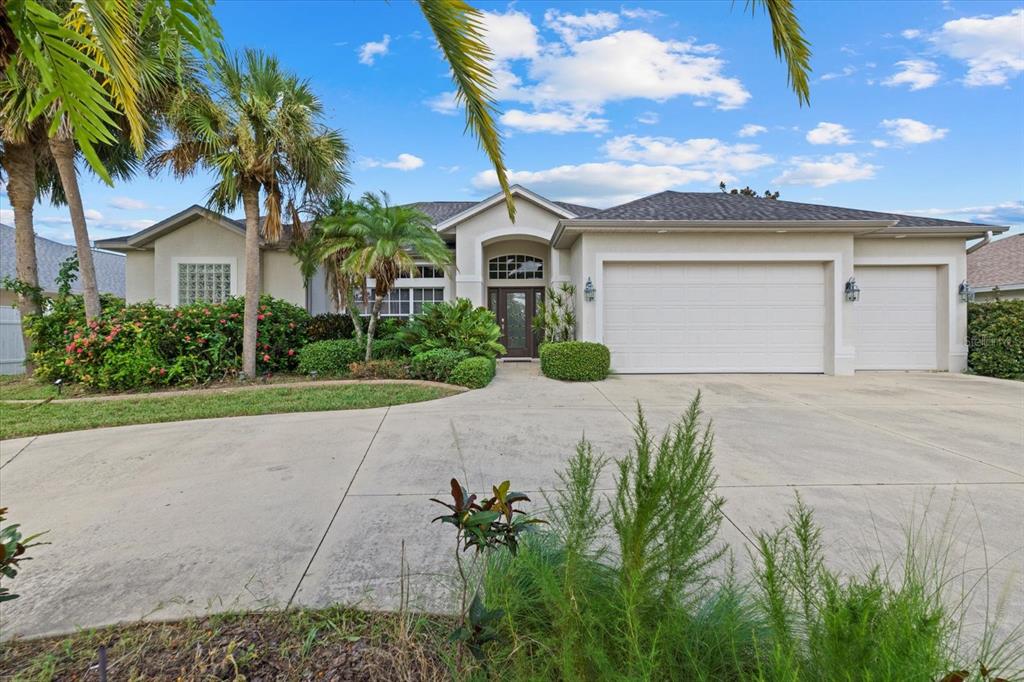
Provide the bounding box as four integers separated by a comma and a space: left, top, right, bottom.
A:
967, 230, 992, 254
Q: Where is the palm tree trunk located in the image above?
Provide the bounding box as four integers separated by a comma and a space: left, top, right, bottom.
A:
364, 294, 383, 361
1, 141, 41, 374
48, 132, 101, 321
346, 287, 364, 344
241, 182, 261, 378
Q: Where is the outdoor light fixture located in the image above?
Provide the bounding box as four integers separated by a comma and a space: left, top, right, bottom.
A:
959, 280, 975, 303
53, 378, 63, 396
845, 277, 861, 302
584, 277, 596, 302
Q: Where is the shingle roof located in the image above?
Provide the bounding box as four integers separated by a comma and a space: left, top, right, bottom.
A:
553, 201, 599, 217
0, 223, 126, 296
576, 191, 1000, 228
967, 234, 1024, 288
406, 199, 598, 225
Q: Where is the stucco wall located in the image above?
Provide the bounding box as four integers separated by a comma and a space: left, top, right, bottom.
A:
125, 250, 155, 303
153, 217, 246, 305
975, 288, 1024, 301
262, 249, 305, 307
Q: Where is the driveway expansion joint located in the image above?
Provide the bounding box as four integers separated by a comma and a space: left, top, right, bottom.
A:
0, 436, 37, 469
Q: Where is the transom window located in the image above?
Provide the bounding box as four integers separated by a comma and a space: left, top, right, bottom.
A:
354, 287, 445, 317
401, 265, 445, 279
177, 262, 231, 304
489, 254, 544, 280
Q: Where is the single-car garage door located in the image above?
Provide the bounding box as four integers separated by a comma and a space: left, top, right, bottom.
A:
603, 262, 826, 373
853, 265, 938, 370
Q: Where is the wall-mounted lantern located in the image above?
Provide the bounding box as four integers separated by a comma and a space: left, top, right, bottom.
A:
959, 280, 975, 303
584, 277, 596, 302
844, 277, 861, 302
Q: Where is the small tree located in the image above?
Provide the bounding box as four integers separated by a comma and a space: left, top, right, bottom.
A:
532, 282, 577, 343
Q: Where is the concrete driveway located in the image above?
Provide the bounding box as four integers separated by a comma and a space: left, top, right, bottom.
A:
1, 365, 1021, 640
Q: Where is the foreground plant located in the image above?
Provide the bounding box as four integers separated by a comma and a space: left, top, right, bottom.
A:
0, 508, 47, 602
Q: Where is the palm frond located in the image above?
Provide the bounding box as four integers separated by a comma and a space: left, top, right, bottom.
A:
418, 0, 514, 221
746, 0, 812, 105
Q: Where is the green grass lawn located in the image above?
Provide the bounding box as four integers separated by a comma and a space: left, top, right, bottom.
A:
0, 383, 454, 440
0, 375, 94, 400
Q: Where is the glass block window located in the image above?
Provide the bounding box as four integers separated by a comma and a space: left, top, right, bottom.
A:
488, 254, 543, 280
177, 262, 231, 304
353, 287, 445, 317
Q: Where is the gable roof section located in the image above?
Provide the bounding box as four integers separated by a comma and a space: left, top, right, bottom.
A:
95, 205, 244, 250
967, 234, 1024, 290
0, 223, 125, 296
432, 185, 591, 232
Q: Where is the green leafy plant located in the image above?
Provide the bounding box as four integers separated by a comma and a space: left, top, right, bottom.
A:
0, 507, 47, 602
306, 313, 356, 342
539, 341, 610, 381
398, 299, 506, 358
968, 300, 1024, 379
449, 356, 496, 389
532, 282, 576, 343
297, 339, 363, 376
346, 359, 411, 380
410, 348, 470, 383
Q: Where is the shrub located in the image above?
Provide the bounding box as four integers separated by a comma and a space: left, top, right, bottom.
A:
347, 359, 411, 380
398, 299, 505, 358
539, 341, 610, 381
297, 339, 363, 375
968, 300, 1024, 379
26, 295, 309, 389
372, 338, 408, 360
306, 313, 355, 341
375, 317, 408, 340
410, 348, 470, 383
532, 282, 577, 342
449, 356, 496, 388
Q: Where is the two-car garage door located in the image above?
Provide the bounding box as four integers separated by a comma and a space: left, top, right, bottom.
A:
603, 262, 826, 373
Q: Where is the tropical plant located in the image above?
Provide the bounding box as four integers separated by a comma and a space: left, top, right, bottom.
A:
338, 192, 452, 361
398, 298, 505, 358
532, 282, 576, 343
150, 48, 349, 378
0, 507, 47, 602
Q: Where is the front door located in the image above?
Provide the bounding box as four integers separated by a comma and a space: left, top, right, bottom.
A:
489, 287, 543, 358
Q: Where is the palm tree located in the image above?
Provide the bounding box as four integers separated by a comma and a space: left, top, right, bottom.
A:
342, 192, 452, 361
151, 49, 349, 377
292, 195, 368, 344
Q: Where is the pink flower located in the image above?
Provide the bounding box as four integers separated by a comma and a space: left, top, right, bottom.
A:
257, 314, 265, 321
220, 319, 227, 325
262, 354, 270, 362
287, 349, 294, 356
65, 358, 74, 366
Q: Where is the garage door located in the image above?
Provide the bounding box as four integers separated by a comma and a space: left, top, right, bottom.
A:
853, 266, 937, 370
603, 262, 826, 373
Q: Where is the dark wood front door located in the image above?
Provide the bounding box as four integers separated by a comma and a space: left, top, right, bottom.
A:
488, 287, 543, 358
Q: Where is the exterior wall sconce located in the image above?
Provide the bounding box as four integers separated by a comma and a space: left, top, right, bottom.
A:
844, 277, 861, 302
584, 277, 596, 302
959, 280, 975, 303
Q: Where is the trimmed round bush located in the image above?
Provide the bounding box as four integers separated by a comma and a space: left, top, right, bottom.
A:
540, 341, 610, 381
968, 300, 1024, 379
297, 339, 363, 375
410, 348, 470, 383
449, 356, 496, 388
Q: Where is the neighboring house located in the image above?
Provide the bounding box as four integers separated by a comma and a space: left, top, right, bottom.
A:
966, 233, 1024, 301
95, 186, 1006, 375
0, 223, 126, 374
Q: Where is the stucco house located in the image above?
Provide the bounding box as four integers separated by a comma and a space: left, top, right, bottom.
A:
1, 223, 126, 373
966, 233, 1024, 301
95, 185, 1007, 376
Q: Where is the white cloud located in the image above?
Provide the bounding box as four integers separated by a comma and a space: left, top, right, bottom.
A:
870, 139, 890, 148
901, 28, 923, 39
882, 59, 941, 90
621, 7, 665, 21
425, 91, 458, 115
481, 9, 540, 60
636, 111, 659, 125
544, 9, 620, 43
880, 118, 949, 144
819, 65, 856, 81
362, 153, 424, 171
358, 35, 390, 65
526, 30, 750, 110
806, 122, 855, 145
84, 209, 103, 221
737, 123, 767, 138
501, 108, 608, 134
892, 200, 1024, 226
773, 154, 878, 187
604, 134, 774, 172
472, 162, 722, 206
933, 8, 1024, 86
108, 196, 150, 210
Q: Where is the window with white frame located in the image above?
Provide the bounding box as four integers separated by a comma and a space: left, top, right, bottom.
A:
402, 264, 446, 279
489, 254, 543, 280
354, 287, 445, 317
177, 262, 232, 304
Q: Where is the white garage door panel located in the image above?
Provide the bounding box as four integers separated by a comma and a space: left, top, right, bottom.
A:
853, 266, 937, 370
603, 262, 826, 373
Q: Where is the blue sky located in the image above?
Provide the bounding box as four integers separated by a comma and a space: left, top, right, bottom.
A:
3, 0, 1023, 244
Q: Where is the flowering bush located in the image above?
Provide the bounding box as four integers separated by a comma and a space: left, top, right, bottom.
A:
26, 295, 309, 389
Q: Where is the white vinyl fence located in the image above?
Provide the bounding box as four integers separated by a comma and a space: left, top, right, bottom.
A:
0, 306, 26, 374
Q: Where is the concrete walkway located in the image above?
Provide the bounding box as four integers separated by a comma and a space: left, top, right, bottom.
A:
1, 364, 1021, 639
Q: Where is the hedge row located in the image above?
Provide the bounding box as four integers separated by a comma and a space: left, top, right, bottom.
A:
539, 341, 610, 382
968, 300, 1024, 379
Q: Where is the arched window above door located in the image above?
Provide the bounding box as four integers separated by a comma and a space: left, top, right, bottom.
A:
488, 254, 544, 280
